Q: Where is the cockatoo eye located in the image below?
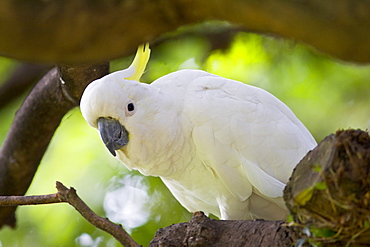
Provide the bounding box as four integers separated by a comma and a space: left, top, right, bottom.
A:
125, 101, 136, 116
127, 103, 134, 111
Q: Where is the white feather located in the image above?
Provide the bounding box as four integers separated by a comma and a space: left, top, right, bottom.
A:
81, 68, 317, 220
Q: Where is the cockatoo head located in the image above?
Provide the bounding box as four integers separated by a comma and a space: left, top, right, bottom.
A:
80, 44, 154, 157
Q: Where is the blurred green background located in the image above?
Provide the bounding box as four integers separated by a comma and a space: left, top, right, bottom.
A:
0, 31, 369, 246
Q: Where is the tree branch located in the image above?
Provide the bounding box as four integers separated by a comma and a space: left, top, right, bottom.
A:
0, 182, 141, 247
0, 193, 61, 206
0, 63, 109, 228
0, 0, 368, 64
150, 211, 298, 246
0, 187, 296, 247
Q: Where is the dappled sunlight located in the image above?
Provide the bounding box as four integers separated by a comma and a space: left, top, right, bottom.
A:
75, 233, 103, 247
104, 174, 151, 233
204, 33, 270, 84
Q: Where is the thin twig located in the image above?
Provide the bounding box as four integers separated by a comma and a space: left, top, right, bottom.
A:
0, 193, 61, 206
0, 181, 141, 247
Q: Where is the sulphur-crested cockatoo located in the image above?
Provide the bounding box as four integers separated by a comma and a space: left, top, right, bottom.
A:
80, 44, 316, 220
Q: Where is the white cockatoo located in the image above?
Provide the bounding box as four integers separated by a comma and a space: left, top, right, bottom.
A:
80, 44, 316, 220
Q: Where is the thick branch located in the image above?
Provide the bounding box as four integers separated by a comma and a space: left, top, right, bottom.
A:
0, 182, 141, 247
0, 63, 109, 228
150, 211, 297, 246
0, 0, 368, 64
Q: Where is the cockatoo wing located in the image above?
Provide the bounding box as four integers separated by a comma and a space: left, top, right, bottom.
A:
154, 70, 316, 202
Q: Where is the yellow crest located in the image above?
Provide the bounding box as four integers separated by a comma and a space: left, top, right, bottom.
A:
125, 43, 151, 81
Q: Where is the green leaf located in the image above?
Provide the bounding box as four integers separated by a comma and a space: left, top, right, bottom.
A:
312, 164, 322, 173
314, 182, 327, 190
294, 186, 314, 206
286, 214, 294, 223
310, 227, 336, 238
363, 220, 370, 228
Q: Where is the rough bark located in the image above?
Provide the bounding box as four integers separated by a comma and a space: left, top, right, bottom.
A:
0, 63, 109, 227
284, 129, 370, 246
0, 0, 369, 64
150, 212, 297, 247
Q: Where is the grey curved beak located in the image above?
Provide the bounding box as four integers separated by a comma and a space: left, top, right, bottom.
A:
97, 117, 129, 156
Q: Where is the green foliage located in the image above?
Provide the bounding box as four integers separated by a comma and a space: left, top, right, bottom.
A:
0, 58, 20, 143
314, 182, 327, 191
312, 164, 322, 173
294, 186, 314, 206
0, 30, 369, 246
286, 214, 294, 223
310, 227, 336, 238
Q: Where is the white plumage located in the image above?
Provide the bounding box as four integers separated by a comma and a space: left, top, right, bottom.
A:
80, 44, 316, 220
